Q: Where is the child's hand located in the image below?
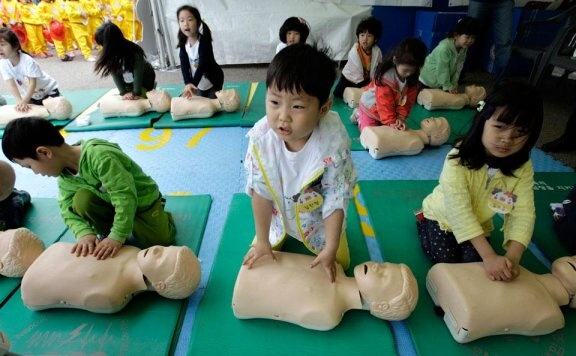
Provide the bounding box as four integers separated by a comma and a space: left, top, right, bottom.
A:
182, 84, 197, 99
122, 92, 140, 100
448, 88, 458, 94
15, 101, 31, 112
242, 241, 275, 268
71, 234, 97, 257
482, 254, 514, 282
93, 237, 122, 260
310, 250, 337, 283
505, 252, 521, 280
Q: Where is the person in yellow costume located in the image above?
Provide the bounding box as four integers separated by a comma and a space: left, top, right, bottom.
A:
2, 0, 19, 26
17, 0, 48, 57
37, 0, 73, 61
80, 0, 102, 49
110, 0, 141, 42
64, 0, 94, 61
55, 0, 78, 59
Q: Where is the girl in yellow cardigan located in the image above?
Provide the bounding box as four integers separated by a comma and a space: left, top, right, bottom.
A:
418, 82, 543, 282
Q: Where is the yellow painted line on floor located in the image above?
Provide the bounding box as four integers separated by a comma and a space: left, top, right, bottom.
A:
186, 128, 212, 148
136, 128, 172, 151
242, 81, 259, 117
59, 129, 69, 138
353, 183, 376, 239
168, 191, 193, 196
360, 221, 375, 237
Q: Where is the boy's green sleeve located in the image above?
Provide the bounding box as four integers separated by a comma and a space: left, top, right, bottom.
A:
92, 151, 139, 243
58, 181, 96, 239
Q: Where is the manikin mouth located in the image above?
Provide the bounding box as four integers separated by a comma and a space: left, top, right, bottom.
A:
144, 249, 149, 257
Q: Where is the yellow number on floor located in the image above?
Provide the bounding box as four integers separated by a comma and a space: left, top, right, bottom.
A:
136, 128, 172, 151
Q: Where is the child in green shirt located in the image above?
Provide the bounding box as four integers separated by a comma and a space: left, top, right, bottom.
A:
1, 117, 175, 260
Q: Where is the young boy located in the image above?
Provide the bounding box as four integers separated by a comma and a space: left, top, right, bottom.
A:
334, 16, 383, 98
1, 117, 176, 260
242, 44, 357, 282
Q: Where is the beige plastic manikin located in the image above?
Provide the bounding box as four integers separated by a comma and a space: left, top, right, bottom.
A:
427, 256, 576, 343
21, 243, 201, 313
170, 89, 240, 121
0, 228, 45, 278
0, 161, 15, 202
417, 85, 486, 111
232, 251, 418, 330
360, 117, 450, 159
99, 90, 172, 118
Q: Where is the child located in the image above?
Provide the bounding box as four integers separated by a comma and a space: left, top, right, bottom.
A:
17, 0, 48, 57
0, 160, 31, 231
0, 27, 60, 112
242, 44, 357, 283
334, 16, 383, 98
94, 22, 155, 100
417, 82, 543, 282
37, 0, 73, 62
419, 17, 479, 93
357, 38, 427, 132
1, 117, 176, 260
64, 0, 95, 61
176, 5, 223, 99
275, 16, 310, 54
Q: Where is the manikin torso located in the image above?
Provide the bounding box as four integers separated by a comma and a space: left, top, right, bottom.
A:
427, 263, 569, 343
21, 242, 147, 313
232, 252, 362, 330
171, 96, 221, 119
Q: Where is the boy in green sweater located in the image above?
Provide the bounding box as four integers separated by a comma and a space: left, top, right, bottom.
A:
1, 117, 176, 260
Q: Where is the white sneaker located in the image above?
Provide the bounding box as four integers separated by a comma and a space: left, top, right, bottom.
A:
568, 72, 576, 81
86, 56, 96, 62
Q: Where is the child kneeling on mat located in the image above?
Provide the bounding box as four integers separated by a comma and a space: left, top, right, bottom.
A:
1, 117, 176, 261
242, 44, 357, 283
417, 82, 543, 282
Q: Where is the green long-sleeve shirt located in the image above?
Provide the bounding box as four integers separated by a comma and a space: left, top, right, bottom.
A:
111, 53, 156, 97
419, 38, 467, 91
58, 139, 161, 243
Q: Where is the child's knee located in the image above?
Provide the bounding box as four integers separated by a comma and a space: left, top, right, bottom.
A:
72, 188, 98, 216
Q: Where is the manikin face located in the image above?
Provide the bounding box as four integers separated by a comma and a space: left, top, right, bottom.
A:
552, 256, 576, 304
358, 31, 375, 53
285, 30, 301, 45
395, 63, 417, 81
0, 39, 17, 60
354, 262, 403, 303
178, 9, 199, 39
137, 245, 180, 286
454, 34, 475, 49
481, 107, 529, 158
421, 117, 450, 146
14, 148, 62, 177
216, 89, 240, 112
266, 86, 329, 152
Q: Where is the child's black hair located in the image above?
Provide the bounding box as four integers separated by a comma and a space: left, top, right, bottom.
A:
450, 16, 480, 38
2, 117, 65, 161
176, 5, 214, 48
278, 17, 310, 44
0, 27, 29, 56
374, 38, 427, 87
266, 43, 335, 106
450, 81, 544, 176
356, 16, 382, 41
94, 22, 146, 77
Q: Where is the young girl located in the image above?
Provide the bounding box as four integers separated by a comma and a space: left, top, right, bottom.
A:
177, 5, 223, 99
419, 17, 479, 93
357, 38, 427, 132
94, 22, 155, 100
334, 16, 382, 98
0, 27, 59, 112
275, 16, 310, 54
417, 82, 543, 282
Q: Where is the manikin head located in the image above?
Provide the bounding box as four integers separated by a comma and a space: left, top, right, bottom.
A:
552, 256, 576, 308
137, 245, 201, 299
420, 117, 450, 146
216, 89, 241, 112
0, 160, 15, 201
354, 262, 418, 320
0, 228, 45, 277
42, 96, 72, 120
147, 90, 172, 113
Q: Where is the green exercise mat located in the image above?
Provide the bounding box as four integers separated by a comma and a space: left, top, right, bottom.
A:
524, 172, 576, 261
358, 180, 575, 355
0, 194, 211, 355
0, 198, 67, 307
153, 82, 265, 128
406, 105, 475, 145
331, 98, 363, 151
187, 193, 396, 356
